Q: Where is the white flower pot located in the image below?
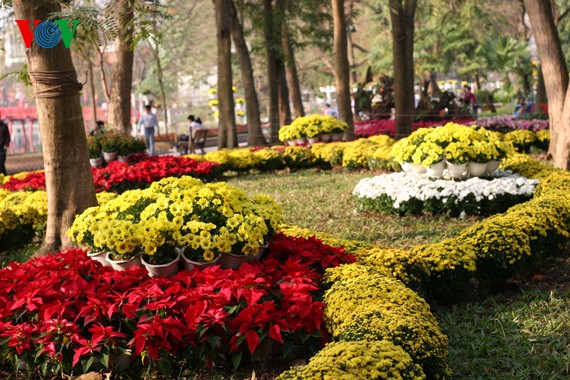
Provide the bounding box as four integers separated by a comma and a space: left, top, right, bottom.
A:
426, 160, 445, 178
117, 155, 131, 163
106, 253, 142, 271
307, 137, 319, 145
400, 162, 413, 173
178, 247, 221, 271
295, 138, 306, 145
486, 160, 501, 174
102, 151, 118, 162
446, 162, 468, 179
141, 251, 180, 278
89, 157, 104, 168
468, 162, 488, 177
411, 164, 427, 174
87, 250, 111, 267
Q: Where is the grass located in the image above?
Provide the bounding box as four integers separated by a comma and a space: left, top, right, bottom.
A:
228, 169, 481, 249
435, 256, 570, 379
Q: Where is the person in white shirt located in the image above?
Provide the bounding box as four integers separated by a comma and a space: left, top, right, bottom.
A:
137, 105, 159, 156
187, 115, 206, 138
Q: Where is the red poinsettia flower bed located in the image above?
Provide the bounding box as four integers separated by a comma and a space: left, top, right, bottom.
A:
354, 118, 475, 137
1, 156, 221, 193
0, 234, 353, 377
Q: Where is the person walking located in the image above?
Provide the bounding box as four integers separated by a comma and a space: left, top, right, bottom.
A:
137, 105, 159, 156
0, 114, 10, 175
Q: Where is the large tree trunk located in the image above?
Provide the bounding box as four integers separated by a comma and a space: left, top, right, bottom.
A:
332, 0, 355, 140
281, 15, 305, 119
107, 0, 135, 135
13, 1, 97, 255
389, 0, 417, 140
216, 0, 238, 149
229, 0, 266, 146
263, 0, 280, 143
525, 0, 570, 169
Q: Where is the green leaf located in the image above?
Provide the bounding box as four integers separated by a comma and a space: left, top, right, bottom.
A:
231, 351, 242, 371
100, 347, 110, 369
82, 356, 94, 373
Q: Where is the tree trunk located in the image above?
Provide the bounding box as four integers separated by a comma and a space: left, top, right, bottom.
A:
12, 1, 97, 255
389, 0, 417, 139
263, 0, 280, 143
332, 0, 355, 140
281, 15, 305, 119
229, 0, 266, 146
107, 0, 135, 135
347, 0, 358, 86
216, 0, 238, 149
88, 58, 97, 130
535, 67, 547, 112
276, 57, 292, 127
525, 0, 570, 169
150, 41, 169, 135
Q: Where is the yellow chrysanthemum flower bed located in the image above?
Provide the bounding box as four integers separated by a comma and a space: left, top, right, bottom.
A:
67, 176, 282, 262
277, 340, 426, 380
391, 123, 511, 166
279, 115, 348, 141
504, 129, 536, 152
335, 303, 451, 379
323, 267, 431, 334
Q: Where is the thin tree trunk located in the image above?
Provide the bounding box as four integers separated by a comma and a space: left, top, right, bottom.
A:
332, 0, 355, 140
107, 0, 135, 135
347, 0, 358, 86
276, 0, 291, 126
535, 67, 547, 112
216, 0, 238, 149
281, 16, 305, 119
229, 0, 266, 146
525, 0, 570, 168
276, 57, 292, 126
97, 45, 111, 102
389, 0, 417, 139
12, 2, 97, 255
149, 40, 169, 135
88, 58, 97, 130
263, 0, 279, 143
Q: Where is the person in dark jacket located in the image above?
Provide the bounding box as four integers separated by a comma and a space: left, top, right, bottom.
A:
0, 113, 10, 175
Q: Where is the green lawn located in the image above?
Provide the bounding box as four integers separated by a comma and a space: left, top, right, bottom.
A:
228, 169, 481, 249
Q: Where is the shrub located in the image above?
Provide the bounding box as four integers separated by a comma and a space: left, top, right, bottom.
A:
504, 130, 536, 153
276, 340, 426, 380
322, 268, 431, 334
283, 146, 315, 170
336, 304, 451, 379
310, 143, 344, 167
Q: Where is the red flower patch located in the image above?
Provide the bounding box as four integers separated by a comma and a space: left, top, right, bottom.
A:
0, 234, 353, 374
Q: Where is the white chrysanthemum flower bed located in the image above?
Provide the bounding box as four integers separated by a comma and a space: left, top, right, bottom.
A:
353, 171, 539, 216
